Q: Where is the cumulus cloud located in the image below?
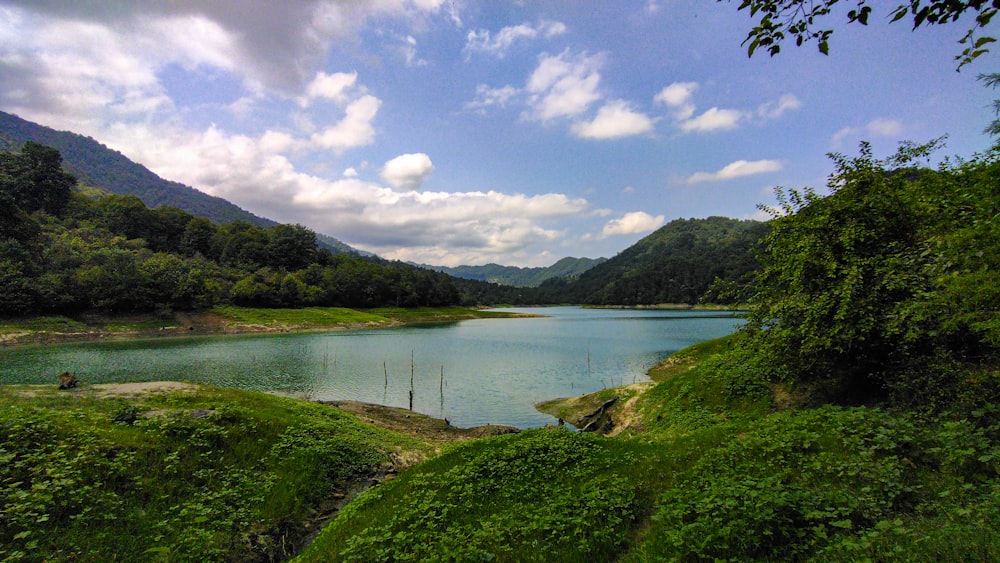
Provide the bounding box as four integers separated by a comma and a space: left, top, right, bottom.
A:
654, 81, 698, 120
464, 20, 567, 59
525, 49, 604, 121
301, 71, 358, 107
308, 95, 381, 153
685, 159, 784, 183
571, 100, 655, 139
679, 107, 747, 133
380, 153, 435, 191
656, 81, 800, 134
599, 211, 665, 238
0, 0, 449, 96
97, 121, 589, 265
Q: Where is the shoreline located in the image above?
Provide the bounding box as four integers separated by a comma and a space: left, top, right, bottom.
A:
0, 306, 537, 348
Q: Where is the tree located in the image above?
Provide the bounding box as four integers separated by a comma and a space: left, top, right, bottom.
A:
722, 0, 999, 69
0, 142, 76, 214
742, 138, 1000, 403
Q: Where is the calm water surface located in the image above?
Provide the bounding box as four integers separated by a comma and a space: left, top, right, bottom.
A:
0, 307, 744, 428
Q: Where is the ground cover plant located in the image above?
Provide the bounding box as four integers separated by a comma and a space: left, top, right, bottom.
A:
297, 429, 668, 562
0, 384, 430, 562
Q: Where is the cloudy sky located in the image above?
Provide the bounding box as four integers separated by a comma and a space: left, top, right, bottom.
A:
0, 1, 996, 267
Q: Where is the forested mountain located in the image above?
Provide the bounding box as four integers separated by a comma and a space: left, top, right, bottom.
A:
427, 256, 606, 287
0, 143, 466, 315
0, 111, 356, 254
535, 217, 768, 305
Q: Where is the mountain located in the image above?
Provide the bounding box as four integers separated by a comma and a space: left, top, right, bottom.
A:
427, 256, 606, 287
536, 216, 768, 305
0, 111, 357, 254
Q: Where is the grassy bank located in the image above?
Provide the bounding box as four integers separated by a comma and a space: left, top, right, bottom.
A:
0, 305, 530, 346
0, 383, 435, 562
300, 336, 1000, 561
3, 336, 997, 561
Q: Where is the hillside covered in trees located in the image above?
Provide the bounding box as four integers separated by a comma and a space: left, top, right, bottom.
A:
0, 142, 466, 315
0, 111, 356, 254
427, 256, 606, 288
0, 113, 769, 313
535, 216, 767, 305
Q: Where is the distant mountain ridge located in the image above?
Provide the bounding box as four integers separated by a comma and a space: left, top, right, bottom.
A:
427, 256, 607, 287
0, 111, 357, 254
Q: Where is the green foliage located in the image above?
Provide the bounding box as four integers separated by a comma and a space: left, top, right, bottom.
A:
741, 140, 1000, 404
433, 256, 607, 288
0, 142, 76, 215
0, 386, 422, 562
724, 1, 998, 69
300, 429, 648, 562
0, 144, 471, 315
535, 217, 767, 306
642, 405, 1000, 561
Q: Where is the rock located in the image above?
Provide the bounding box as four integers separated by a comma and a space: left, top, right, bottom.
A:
58, 372, 78, 390
577, 397, 618, 433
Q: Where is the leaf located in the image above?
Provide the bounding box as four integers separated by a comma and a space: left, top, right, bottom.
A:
818, 40, 829, 55
975, 37, 997, 49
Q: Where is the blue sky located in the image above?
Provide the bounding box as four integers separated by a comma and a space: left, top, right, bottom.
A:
0, 1, 996, 266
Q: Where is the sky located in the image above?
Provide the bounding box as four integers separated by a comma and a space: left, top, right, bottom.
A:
0, 1, 996, 267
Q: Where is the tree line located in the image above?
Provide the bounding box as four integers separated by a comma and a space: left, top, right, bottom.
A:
0, 143, 771, 316
0, 142, 462, 315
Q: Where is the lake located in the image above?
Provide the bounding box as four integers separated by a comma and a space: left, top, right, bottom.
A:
0, 307, 744, 428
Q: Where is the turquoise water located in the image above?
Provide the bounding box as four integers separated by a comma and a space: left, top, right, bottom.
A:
0, 307, 744, 428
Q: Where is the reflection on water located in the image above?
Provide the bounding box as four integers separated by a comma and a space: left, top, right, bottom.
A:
0, 307, 744, 428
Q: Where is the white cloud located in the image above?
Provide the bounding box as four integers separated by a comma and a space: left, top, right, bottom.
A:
655, 82, 698, 106
658, 82, 800, 134
301, 71, 358, 107
464, 20, 567, 59
96, 121, 590, 266
401, 35, 428, 67
679, 107, 747, 133
380, 153, 435, 191
866, 117, 904, 137
830, 117, 905, 147
571, 100, 655, 139
757, 94, 802, 119
525, 49, 604, 121
600, 211, 665, 238
686, 159, 784, 183
465, 84, 520, 113
308, 95, 381, 152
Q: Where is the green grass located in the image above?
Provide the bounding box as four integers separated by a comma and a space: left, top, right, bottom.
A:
3, 331, 997, 561
0, 316, 90, 334
299, 335, 1000, 562
0, 384, 431, 562
367, 306, 526, 322
213, 305, 390, 327
297, 429, 673, 562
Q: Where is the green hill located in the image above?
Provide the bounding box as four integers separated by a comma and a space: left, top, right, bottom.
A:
0, 111, 356, 254
537, 216, 767, 305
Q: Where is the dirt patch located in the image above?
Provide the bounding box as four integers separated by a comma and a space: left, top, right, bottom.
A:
606, 382, 655, 437
86, 381, 200, 398
324, 400, 519, 446
535, 382, 654, 435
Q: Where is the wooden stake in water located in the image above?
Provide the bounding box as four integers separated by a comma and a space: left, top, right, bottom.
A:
409, 350, 415, 411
